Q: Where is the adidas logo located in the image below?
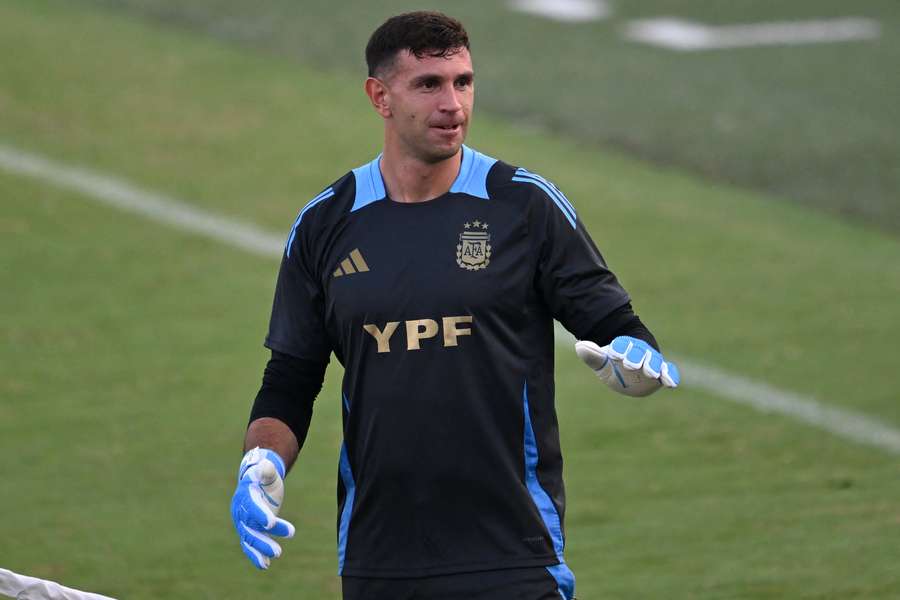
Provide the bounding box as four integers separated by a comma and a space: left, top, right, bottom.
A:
333, 248, 370, 277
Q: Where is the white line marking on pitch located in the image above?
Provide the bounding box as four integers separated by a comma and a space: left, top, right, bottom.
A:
3, 142, 899, 456
624, 17, 880, 51
554, 324, 900, 454
0, 145, 283, 258
509, 0, 610, 23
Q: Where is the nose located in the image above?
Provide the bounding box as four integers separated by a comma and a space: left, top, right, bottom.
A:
438, 85, 463, 113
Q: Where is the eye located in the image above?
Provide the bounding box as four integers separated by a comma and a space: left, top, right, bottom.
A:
455, 76, 473, 89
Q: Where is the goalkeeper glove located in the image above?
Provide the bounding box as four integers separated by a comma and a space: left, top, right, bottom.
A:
575, 335, 680, 397
231, 447, 295, 570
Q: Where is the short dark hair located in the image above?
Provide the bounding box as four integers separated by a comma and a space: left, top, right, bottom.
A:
366, 11, 470, 78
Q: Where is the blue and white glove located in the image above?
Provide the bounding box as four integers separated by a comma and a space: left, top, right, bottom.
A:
575, 336, 680, 397
231, 447, 296, 570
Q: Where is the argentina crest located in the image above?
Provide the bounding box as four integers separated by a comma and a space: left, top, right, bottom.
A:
456, 220, 491, 271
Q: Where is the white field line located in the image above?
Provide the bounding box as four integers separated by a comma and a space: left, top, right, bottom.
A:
3, 142, 900, 456
624, 17, 880, 51
0, 568, 116, 600
0, 145, 283, 259
509, 0, 610, 23
554, 325, 900, 454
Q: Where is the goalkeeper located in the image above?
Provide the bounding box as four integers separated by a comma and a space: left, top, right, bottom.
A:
231, 10, 678, 600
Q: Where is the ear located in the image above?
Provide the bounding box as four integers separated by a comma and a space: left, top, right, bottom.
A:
365, 77, 392, 118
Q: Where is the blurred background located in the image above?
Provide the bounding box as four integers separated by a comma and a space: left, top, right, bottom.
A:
1, 1, 898, 598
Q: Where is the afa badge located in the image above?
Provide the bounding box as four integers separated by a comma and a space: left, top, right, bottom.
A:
457, 220, 491, 271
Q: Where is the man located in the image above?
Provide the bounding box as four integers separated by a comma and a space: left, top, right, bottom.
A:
230, 11, 679, 600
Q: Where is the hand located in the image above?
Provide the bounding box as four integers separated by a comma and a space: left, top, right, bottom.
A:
575, 336, 680, 397
231, 447, 296, 569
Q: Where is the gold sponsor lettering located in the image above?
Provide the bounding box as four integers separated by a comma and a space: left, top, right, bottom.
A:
406, 319, 439, 351
442, 316, 474, 347
362, 321, 400, 353
364, 316, 474, 353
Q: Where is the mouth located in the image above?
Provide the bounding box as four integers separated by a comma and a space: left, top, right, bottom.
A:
431, 123, 462, 133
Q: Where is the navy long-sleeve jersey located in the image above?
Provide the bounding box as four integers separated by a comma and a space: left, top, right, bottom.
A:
264, 146, 630, 583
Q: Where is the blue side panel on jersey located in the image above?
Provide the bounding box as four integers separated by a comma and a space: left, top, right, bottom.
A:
523, 381, 576, 600
285, 187, 334, 257
351, 155, 387, 212
512, 169, 577, 229
337, 441, 356, 574
450, 145, 498, 199
547, 564, 576, 600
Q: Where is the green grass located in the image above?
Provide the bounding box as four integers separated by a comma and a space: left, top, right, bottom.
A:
79, 0, 900, 231
2, 1, 900, 598
1, 175, 345, 598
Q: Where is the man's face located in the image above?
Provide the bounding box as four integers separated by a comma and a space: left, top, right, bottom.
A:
377, 47, 474, 163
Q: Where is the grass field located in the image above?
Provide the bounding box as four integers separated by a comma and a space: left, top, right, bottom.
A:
81, 0, 900, 231
2, 0, 900, 598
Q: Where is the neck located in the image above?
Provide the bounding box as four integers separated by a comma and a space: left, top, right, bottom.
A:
380, 143, 463, 203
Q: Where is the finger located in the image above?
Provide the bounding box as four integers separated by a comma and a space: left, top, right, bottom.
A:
247, 485, 278, 529
241, 540, 270, 570
258, 481, 282, 510
258, 460, 278, 486
608, 360, 627, 389
232, 482, 266, 531
574, 340, 609, 370
231, 484, 248, 526
622, 344, 650, 371
232, 485, 275, 532
244, 486, 294, 536
240, 522, 282, 558
642, 351, 663, 379
267, 516, 296, 538
660, 361, 681, 388
607, 336, 632, 360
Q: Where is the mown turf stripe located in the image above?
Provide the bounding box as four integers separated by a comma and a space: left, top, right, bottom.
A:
3, 141, 899, 456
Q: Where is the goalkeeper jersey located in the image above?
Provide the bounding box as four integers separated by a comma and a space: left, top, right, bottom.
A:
265, 145, 630, 581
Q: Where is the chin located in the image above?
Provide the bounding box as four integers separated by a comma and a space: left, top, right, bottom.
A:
434, 145, 462, 161
423, 140, 463, 164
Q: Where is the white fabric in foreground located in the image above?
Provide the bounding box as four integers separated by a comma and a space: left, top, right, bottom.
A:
0, 569, 116, 600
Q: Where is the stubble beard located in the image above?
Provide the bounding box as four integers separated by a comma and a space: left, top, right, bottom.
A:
418, 124, 467, 164
422, 143, 462, 164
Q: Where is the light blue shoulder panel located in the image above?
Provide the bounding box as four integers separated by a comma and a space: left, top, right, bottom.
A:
450, 145, 498, 200
351, 155, 387, 212
511, 168, 577, 229
285, 187, 335, 257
